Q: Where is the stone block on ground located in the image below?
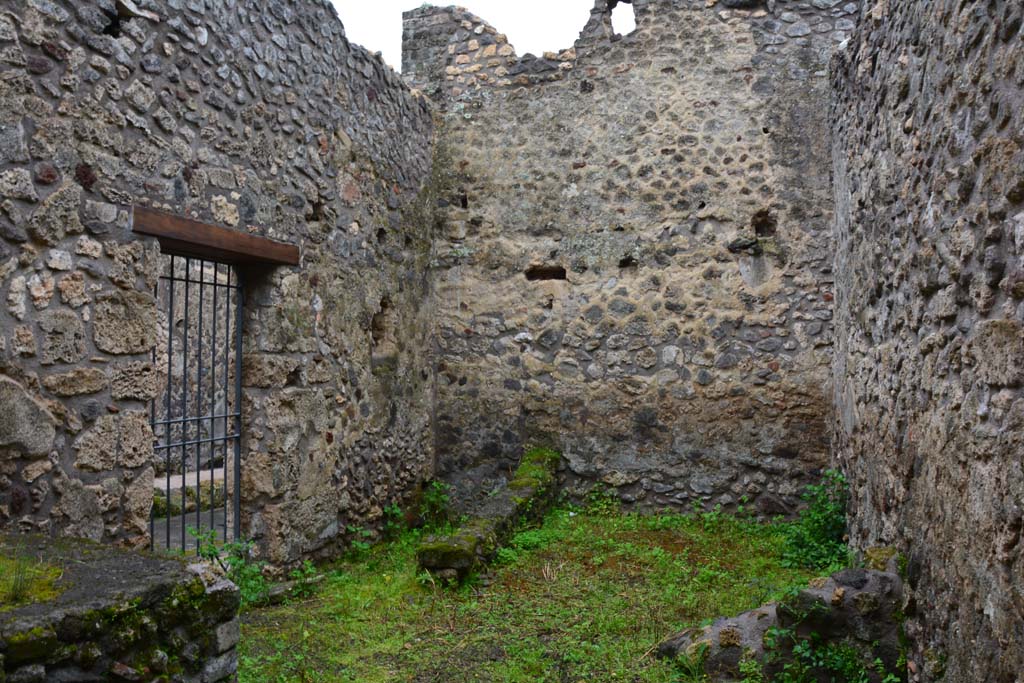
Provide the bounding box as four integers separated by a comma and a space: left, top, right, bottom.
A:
416, 447, 561, 581
657, 568, 903, 682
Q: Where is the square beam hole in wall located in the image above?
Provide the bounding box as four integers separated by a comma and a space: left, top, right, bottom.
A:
371, 296, 399, 358
525, 265, 567, 281
752, 209, 777, 237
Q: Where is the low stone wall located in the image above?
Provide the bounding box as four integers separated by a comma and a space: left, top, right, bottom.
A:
0, 535, 239, 682
416, 447, 561, 582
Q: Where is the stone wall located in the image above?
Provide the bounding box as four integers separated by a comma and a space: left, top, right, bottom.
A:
405, 0, 856, 512
831, 1, 1024, 680
0, 0, 438, 567
1, 534, 240, 682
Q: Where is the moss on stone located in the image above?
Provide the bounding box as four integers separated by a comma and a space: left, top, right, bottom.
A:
864, 546, 897, 571
508, 447, 560, 492
417, 519, 498, 572
5, 625, 58, 665
416, 448, 561, 581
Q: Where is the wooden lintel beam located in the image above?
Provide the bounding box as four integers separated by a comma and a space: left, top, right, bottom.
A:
132, 206, 300, 266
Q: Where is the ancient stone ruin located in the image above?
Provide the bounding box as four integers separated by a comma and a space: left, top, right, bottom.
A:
0, 0, 1020, 680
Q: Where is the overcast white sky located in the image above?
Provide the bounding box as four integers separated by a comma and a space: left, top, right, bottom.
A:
331, 1, 635, 72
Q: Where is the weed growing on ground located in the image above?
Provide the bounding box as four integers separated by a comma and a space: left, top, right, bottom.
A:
765, 625, 901, 683
190, 527, 270, 608
289, 560, 319, 600
0, 542, 61, 610
344, 525, 374, 559
239, 507, 817, 682
3, 549, 32, 604
419, 480, 452, 529
674, 641, 710, 682
781, 469, 851, 572
585, 482, 621, 516
739, 655, 766, 682
382, 502, 404, 539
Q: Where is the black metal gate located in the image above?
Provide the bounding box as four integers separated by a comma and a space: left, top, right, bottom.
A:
150, 255, 242, 552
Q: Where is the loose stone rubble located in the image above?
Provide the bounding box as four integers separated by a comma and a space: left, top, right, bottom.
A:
658, 567, 904, 681
416, 447, 561, 581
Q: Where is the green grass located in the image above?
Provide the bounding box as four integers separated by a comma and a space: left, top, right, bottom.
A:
240, 507, 818, 682
0, 554, 63, 611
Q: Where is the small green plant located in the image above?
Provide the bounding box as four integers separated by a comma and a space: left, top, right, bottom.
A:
415, 569, 437, 589
673, 642, 710, 682
765, 624, 901, 683
383, 502, 405, 539
345, 525, 374, 559
700, 504, 724, 532
191, 526, 222, 563
289, 560, 319, 600
494, 547, 519, 565
736, 495, 754, 520
224, 542, 270, 607
585, 483, 620, 516
0, 548, 62, 611
189, 527, 269, 608
782, 469, 850, 571
2, 554, 32, 604
738, 656, 765, 683
419, 481, 452, 530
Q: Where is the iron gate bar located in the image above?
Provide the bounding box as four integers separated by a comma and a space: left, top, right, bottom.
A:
153, 433, 242, 450
164, 255, 174, 550
149, 278, 157, 546
224, 266, 230, 542
195, 264, 203, 552
233, 268, 243, 541
180, 257, 189, 551
210, 262, 218, 535
151, 412, 239, 427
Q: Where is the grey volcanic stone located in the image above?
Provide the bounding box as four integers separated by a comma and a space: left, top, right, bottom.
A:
0, 378, 56, 457
658, 569, 903, 681
407, 0, 842, 519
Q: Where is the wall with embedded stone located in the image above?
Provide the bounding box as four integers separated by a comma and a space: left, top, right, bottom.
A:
405, 0, 856, 513
1, 534, 240, 682
0, 0, 438, 567
831, 1, 1023, 680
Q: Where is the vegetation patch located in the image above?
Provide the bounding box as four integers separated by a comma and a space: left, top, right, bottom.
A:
781, 469, 850, 573
239, 505, 817, 682
0, 550, 63, 611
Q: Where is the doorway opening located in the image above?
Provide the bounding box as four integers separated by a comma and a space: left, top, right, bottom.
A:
150, 255, 243, 553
